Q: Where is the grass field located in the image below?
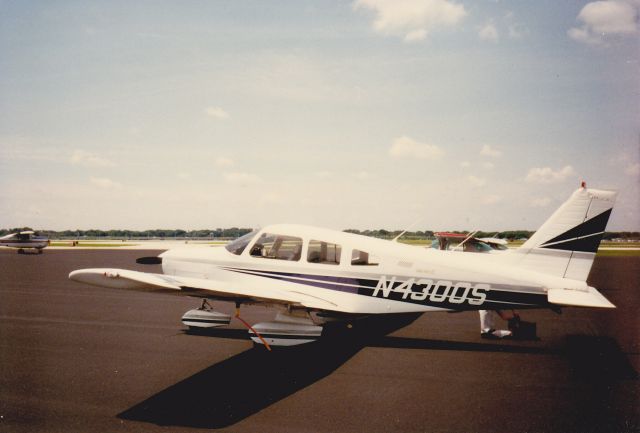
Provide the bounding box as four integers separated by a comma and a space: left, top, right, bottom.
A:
50, 242, 137, 247
600, 241, 640, 248
596, 249, 640, 257
398, 239, 432, 245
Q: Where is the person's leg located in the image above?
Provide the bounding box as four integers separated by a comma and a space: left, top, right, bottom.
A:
479, 310, 495, 334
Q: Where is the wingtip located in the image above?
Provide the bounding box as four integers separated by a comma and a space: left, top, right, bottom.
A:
68, 269, 84, 281
68, 268, 100, 281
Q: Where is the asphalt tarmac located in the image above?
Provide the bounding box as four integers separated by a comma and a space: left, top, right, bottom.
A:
0, 250, 638, 433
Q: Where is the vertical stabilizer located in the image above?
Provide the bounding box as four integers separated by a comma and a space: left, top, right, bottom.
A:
513, 186, 616, 281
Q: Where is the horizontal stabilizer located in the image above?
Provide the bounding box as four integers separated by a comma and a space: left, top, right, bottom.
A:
547, 287, 615, 308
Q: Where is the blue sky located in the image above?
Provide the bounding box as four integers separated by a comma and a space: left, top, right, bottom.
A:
0, 0, 638, 231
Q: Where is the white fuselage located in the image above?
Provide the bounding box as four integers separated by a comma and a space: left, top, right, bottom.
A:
158, 224, 582, 315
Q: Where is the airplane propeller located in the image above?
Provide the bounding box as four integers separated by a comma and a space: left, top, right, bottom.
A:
136, 256, 162, 265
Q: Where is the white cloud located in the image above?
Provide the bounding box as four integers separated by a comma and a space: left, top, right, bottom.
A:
404, 29, 428, 41
205, 106, 230, 120
478, 23, 499, 41
568, 0, 638, 45
482, 194, 502, 205
353, 171, 370, 180
467, 175, 486, 187
525, 165, 576, 183
70, 150, 115, 167
480, 144, 502, 157
215, 156, 235, 168
223, 172, 262, 185
579, 0, 637, 33
625, 162, 640, 176
354, 0, 467, 42
567, 26, 602, 45
389, 136, 444, 159
90, 177, 121, 189
460, 161, 471, 168
530, 196, 551, 208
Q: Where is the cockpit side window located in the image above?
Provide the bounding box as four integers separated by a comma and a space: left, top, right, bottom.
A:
351, 249, 379, 266
250, 233, 303, 261
307, 240, 341, 265
225, 230, 258, 255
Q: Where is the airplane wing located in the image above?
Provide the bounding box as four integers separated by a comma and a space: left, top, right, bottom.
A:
69, 268, 339, 311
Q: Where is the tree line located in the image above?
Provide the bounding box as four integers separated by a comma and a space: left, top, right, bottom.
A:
343, 229, 537, 240
2, 227, 638, 241
0, 227, 254, 240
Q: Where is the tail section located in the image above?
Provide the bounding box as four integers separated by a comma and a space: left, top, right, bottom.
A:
513, 185, 616, 281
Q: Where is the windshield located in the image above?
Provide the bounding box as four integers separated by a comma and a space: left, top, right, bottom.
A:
225, 230, 258, 255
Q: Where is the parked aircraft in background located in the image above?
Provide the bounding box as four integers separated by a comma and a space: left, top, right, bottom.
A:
69, 184, 617, 349
477, 237, 509, 251
432, 233, 509, 252
0, 231, 49, 254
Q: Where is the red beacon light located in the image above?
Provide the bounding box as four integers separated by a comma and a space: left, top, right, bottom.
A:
581, 180, 587, 189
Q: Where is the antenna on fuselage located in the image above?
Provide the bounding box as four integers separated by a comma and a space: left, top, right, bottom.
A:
392, 218, 423, 243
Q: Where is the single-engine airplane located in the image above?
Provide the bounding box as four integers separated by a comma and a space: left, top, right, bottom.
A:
69, 184, 617, 348
0, 230, 49, 254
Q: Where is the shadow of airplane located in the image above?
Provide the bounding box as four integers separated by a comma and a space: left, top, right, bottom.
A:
119, 316, 636, 430
564, 334, 638, 381
118, 336, 365, 429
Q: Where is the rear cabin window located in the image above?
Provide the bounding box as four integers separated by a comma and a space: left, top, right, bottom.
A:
351, 249, 379, 266
307, 240, 341, 265
249, 233, 302, 261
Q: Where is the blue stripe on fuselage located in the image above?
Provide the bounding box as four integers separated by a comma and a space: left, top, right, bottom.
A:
220, 267, 548, 310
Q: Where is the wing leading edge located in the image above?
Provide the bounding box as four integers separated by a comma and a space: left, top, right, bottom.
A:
68, 268, 338, 310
